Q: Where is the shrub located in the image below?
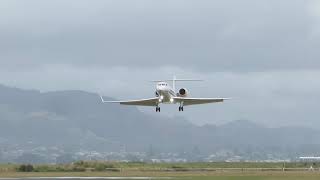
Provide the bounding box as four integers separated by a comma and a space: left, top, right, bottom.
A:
17, 164, 34, 172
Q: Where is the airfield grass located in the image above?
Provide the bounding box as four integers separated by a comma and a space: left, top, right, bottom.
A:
1, 162, 320, 179
2, 162, 320, 171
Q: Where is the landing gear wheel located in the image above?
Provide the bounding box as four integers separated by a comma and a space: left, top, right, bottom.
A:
156, 107, 160, 112
179, 106, 184, 112
179, 106, 184, 111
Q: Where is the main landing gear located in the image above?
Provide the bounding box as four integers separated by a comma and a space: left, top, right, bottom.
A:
156, 107, 161, 112
155, 106, 183, 112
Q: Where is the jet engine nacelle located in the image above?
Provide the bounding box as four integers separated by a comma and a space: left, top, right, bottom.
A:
177, 88, 188, 97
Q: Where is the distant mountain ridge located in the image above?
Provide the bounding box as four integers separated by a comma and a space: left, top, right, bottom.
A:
0, 84, 319, 155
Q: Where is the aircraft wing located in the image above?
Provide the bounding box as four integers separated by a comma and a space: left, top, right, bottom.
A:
100, 96, 159, 106
173, 97, 230, 106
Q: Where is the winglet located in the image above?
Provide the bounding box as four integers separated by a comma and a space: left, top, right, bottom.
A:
100, 95, 106, 103
100, 95, 122, 103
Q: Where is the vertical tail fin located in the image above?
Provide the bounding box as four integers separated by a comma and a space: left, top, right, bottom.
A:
173, 75, 176, 93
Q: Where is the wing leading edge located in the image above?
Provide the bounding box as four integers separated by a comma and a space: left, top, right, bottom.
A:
100, 96, 159, 106
173, 97, 230, 106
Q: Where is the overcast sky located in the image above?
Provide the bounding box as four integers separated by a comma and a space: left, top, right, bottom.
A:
0, 0, 319, 127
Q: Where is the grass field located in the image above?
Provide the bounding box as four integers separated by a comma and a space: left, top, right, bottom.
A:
1, 162, 320, 179
2, 162, 320, 171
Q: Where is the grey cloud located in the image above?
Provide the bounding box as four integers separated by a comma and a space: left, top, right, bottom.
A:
0, 0, 319, 128
0, 0, 318, 71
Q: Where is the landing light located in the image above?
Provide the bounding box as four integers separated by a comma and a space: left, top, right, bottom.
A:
160, 96, 164, 100
170, 98, 174, 103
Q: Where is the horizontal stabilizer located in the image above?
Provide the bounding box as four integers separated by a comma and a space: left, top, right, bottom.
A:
151, 79, 203, 82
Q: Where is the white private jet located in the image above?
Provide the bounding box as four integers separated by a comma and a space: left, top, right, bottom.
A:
100, 77, 230, 112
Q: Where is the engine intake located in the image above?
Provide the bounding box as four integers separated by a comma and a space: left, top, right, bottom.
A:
177, 88, 188, 97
